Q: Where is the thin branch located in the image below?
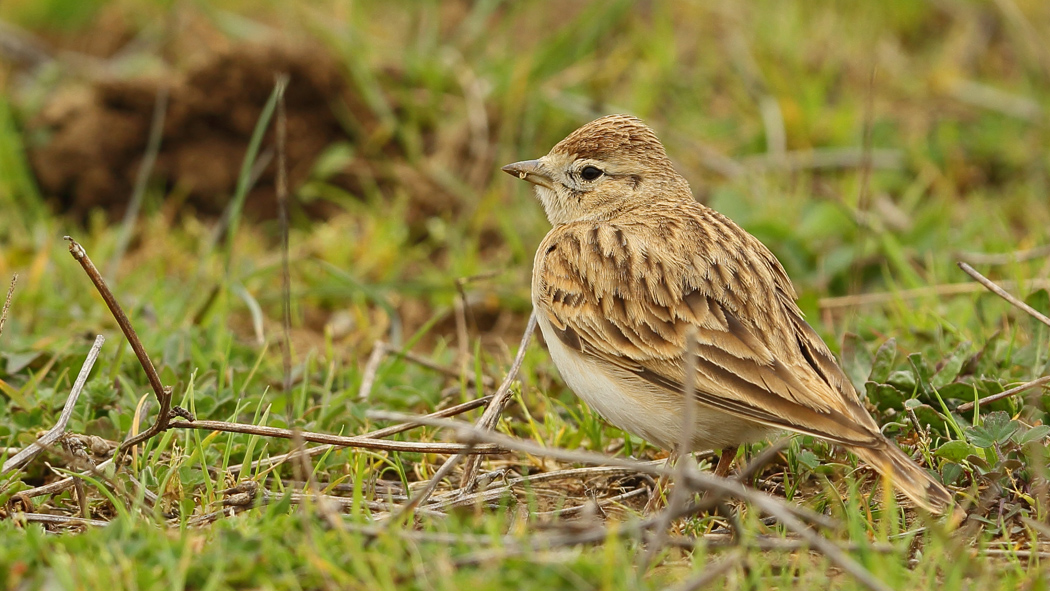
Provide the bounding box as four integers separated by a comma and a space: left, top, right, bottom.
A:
384, 441, 475, 525
66, 237, 172, 451
958, 261, 1050, 329
957, 244, 1050, 265
819, 279, 1050, 310
955, 375, 1050, 412
367, 410, 891, 591
227, 394, 494, 476
457, 311, 537, 492
3, 335, 105, 474
167, 419, 504, 455
11, 512, 110, 528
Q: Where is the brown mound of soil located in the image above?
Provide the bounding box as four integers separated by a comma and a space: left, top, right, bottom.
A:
28, 42, 382, 220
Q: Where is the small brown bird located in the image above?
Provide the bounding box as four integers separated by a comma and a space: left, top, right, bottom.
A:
503, 114, 951, 513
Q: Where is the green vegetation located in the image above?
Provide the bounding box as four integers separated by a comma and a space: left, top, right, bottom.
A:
1, 1, 1048, 589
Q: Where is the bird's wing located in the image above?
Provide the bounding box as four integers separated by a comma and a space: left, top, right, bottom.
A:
533, 207, 881, 448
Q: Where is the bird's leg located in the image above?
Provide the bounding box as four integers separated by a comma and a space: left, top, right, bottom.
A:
713, 446, 738, 478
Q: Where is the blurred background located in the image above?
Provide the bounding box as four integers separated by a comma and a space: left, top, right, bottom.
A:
1, 6, 1050, 582
0, 0, 1047, 423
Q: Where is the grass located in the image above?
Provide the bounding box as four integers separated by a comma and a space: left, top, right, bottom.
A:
1, 1, 1049, 589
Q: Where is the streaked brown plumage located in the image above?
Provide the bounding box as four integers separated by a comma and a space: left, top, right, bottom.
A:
503, 114, 952, 513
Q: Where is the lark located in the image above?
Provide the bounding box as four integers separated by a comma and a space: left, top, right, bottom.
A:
502, 114, 952, 513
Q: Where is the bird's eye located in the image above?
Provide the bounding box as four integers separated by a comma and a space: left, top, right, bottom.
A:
580, 166, 603, 181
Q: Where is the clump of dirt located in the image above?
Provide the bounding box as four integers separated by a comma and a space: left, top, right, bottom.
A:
28, 42, 366, 219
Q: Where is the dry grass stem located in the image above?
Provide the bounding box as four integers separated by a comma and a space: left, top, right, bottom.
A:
958, 244, 1050, 265
958, 261, 1050, 329
230, 394, 495, 477
10, 512, 111, 528
955, 375, 1050, 412
384, 444, 473, 525
368, 410, 892, 591
2, 335, 105, 474
167, 419, 504, 455
456, 311, 537, 491
819, 278, 1050, 310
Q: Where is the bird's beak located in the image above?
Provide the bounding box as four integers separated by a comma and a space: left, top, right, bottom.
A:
501, 159, 554, 190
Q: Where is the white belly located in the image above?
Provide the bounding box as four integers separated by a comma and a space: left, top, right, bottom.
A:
537, 314, 768, 451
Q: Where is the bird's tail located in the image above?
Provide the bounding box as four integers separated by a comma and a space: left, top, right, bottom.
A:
852, 437, 952, 514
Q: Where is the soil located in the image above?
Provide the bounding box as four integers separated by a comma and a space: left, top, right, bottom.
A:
24, 38, 484, 226
28, 42, 363, 219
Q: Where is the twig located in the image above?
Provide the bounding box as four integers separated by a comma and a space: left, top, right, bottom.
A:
106, 86, 169, 281
227, 394, 494, 476
955, 375, 1050, 412
958, 262, 1050, 329
3, 335, 105, 474
10, 512, 110, 529
384, 441, 475, 525
367, 410, 890, 591
819, 279, 1050, 310
958, 244, 1050, 265
66, 237, 172, 451
456, 312, 537, 493
0, 273, 15, 340
167, 419, 504, 455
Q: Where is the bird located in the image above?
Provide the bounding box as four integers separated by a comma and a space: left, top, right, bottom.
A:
501, 114, 952, 513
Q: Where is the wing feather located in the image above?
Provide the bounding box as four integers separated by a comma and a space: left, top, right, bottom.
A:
533, 204, 881, 448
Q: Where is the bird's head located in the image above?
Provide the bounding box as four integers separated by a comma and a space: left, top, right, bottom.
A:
502, 115, 690, 225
